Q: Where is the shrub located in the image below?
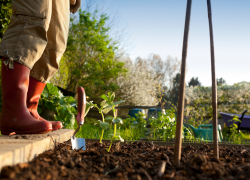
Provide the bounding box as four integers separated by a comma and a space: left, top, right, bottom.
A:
185, 82, 250, 127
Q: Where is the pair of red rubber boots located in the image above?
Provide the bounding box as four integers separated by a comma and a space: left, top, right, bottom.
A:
0, 57, 62, 135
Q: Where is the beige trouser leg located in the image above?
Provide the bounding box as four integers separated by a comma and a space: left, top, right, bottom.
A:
0, 0, 70, 83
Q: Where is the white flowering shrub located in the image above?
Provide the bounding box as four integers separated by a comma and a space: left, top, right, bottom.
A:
185, 82, 250, 127
115, 57, 159, 106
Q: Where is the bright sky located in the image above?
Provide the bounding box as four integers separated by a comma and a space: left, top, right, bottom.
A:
86, 0, 250, 87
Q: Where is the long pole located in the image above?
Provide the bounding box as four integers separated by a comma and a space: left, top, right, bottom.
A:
207, 0, 219, 159
174, 0, 192, 165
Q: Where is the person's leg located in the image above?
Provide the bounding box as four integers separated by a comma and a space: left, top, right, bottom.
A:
27, 0, 70, 130
0, 0, 53, 69
0, 60, 52, 135
0, 0, 54, 135
30, 0, 70, 82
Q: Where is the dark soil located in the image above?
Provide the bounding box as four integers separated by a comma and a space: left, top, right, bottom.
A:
1, 141, 250, 180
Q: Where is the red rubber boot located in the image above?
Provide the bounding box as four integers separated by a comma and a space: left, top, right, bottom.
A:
27, 77, 63, 131
0, 58, 52, 135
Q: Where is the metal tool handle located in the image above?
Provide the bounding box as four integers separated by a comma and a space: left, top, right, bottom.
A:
76, 87, 86, 125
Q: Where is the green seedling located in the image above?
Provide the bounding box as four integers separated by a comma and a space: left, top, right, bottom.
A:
100, 92, 125, 152
93, 100, 112, 143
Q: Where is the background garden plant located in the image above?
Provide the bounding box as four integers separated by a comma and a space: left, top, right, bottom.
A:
39, 83, 77, 129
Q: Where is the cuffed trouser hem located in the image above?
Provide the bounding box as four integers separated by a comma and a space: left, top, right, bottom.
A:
0, 0, 70, 82
0, 52, 32, 70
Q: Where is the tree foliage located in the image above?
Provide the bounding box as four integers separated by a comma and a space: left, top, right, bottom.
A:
0, 0, 12, 40
129, 54, 181, 106
51, 10, 127, 99
115, 56, 158, 106
188, 77, 201, 87
185, 82, 250, 127
167, 73, 181, 104
217, 77, 226, 86
135, 54, 180, 89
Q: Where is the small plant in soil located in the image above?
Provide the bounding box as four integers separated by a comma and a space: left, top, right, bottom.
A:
100, 92, 125, 152
91, 99, 112, 143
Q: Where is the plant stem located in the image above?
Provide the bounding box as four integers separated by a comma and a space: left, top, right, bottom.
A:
107, 108, 117, 152
100, 112, 105, 143
114, 124, 117, 136
100, 130, 104, 143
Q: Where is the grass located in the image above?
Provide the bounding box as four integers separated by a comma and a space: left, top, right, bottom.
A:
1, 118, 250, 145
72, 121, 250, 145
74, 123, 143, 141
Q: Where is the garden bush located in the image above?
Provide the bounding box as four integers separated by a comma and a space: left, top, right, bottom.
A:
39, 83, 77, 129
185, 82, 250, 127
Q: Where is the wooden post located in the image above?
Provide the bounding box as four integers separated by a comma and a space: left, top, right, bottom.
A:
174, 0, 192, 165
207, 0, 219, 159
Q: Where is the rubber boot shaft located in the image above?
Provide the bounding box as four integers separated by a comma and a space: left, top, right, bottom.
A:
27, 77, 63, 130
0, 58, 52, 135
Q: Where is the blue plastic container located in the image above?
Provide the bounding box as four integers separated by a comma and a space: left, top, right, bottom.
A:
148, 108, 162, 119
128, 108, 143, 118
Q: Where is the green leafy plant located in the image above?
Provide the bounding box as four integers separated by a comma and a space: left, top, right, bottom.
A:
92, 100, 112, 143
147, 108, 191, 141
39, 83, 94, 129
148, 108, 176, 140
100, 92, 124, 152
228, 115, 245, 144
39, 83, 77, 129
124, 112, 147, 138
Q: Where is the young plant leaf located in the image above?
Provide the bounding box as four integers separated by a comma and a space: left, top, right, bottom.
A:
105, 116, 114, 122
66, 96, 77, 104
110, 92, 115, 102
112, 117, 123, 124
105, 100, 125, 109
38, 107, 42, 114
85, 101, 95, 117
99, 121, 109, 130
108, 92, 113, 99
100, 94, 109, 101
100, 100, 106, 107
46, 83, 59, 96
42, 88, 49, 98
103, 107, 112, 114
58, 90, 64, 98
113, 100, 125, 106
102, 102, 109, 108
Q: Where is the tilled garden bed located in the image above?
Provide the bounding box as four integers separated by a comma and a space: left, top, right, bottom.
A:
1, 141, 250, 180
